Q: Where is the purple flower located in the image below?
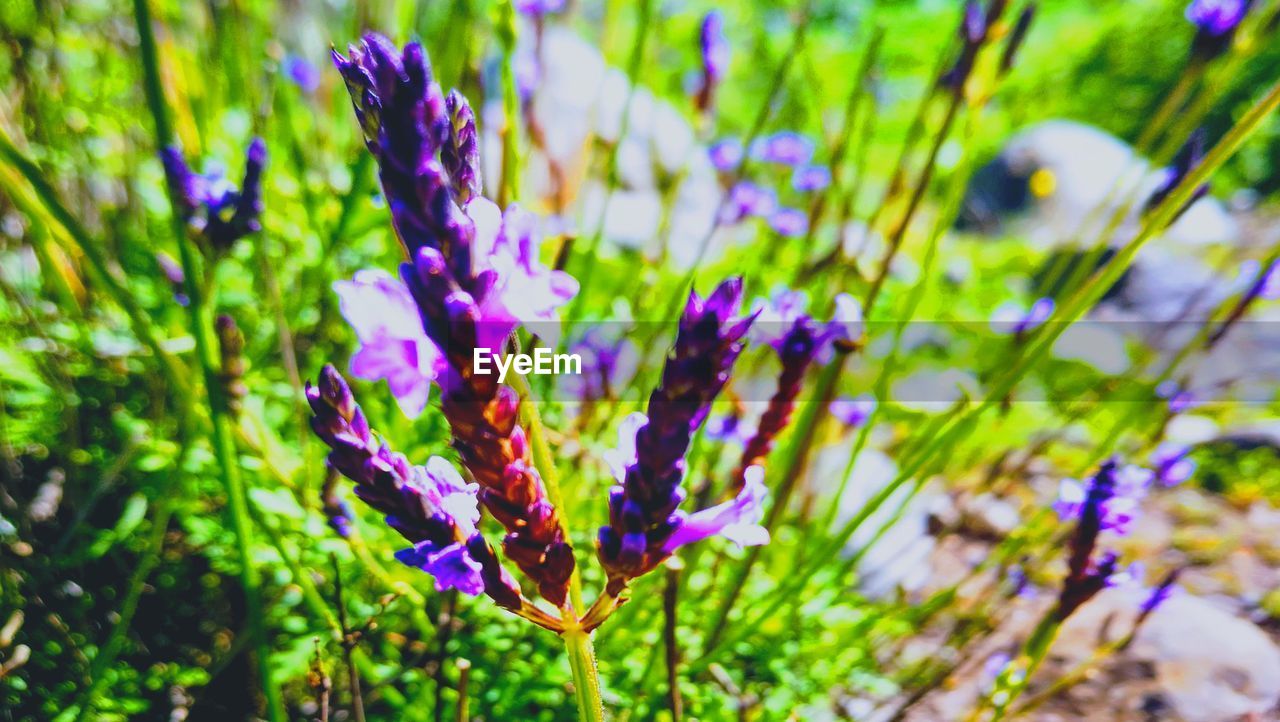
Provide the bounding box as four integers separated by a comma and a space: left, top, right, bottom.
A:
159, 138, 266, 253
306, 367, 519, 603
471, 200, 579, 333
284, 54, 320, 94
830, 395, 876, 427
750, 132, 815, 166
1150, 442, 1196, 486
695, 10, 730, 113
390, 457, 486, 594
700, 11, 730, 83
792, 164, 831, 192
981, 652, 1013, 691
515, 0, 566, 16
751, 288, 862, 356
605, 415, 768, 552
939, 0, 990, 94
704, 412, 756, 446
664, 465, 769, 551
1139, 568, 1182, 616
768, 207, 809, 237
334, 270, 443, 418
721, 182, 778, 223
334, 34, 576, 606
155, 251, 189, 306
563, 328, 638, 401
1156, 380, 1197, 413
597, 279, 756, 593
1186, 0, 1252, 59
990, 297, 1054, 335
709, 138, 744, 172
1053, 463, 1152, 536
1261, 259, 1280, 300
1145, 129, 1209, 218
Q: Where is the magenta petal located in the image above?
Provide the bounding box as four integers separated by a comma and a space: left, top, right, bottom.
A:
663, 465, 769, 552
394, 541, 485, 596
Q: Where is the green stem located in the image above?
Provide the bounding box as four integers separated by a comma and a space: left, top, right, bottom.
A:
130, 0, 281, 718
564, 628, 607, 722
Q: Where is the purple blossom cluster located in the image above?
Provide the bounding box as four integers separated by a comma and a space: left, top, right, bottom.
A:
1186, 0, 1253, 60
159, 138, 266, 254
597, 279, 766, 594
731, 288, 862, 484
990, 297, 1054, 336
694, 11, 730, 113
328, 33, 577, 606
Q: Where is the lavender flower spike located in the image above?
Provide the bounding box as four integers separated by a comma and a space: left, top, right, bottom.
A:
307, 365, 521, 607
1186, 0, 1253, 61
597, 278, 756, 593
695, 10, 730, 113
1055, 460, 1129, 621
335, 34, 577, 606
159, 137, 266, 254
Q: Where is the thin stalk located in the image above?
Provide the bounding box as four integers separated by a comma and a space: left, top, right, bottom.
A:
131, 1, 280, 718
563, 626, 607, 722
333, 557, 368, 722
495, 0, 522, 206
662, 563, 684, 722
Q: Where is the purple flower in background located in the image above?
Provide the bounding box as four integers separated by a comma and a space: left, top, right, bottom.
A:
991, 297, 1054, 335
515, 0, 566, 16
1156, 380, 1197, 413
750, 131, 815, 166
564, 328, 639, 401
1261, 259, 1280, 299
792, 164, 831, 192
155, 251, 189, 306
705, 412, 756, 446
284, 54, 320, 93
664, 465, 769, 551
1150, 442, 1196, 486
981, 652, 1013, 691
709, 138, 744, 172
1055, 460, 1130, 620
751, 286, 810, 349
769, 207, 809, 237
1053, 462, 1152, 536
160, 138, 266, 253
1139, 568, 1182, 616
695, 10, 730, 113
1186, 0, 1252, 59
827, 293, 865, 348
721, 182, 778, 223
334, 270, 442, 418
597, 279, 756, 593
1145, 129, 1209, 218
830, 395, 876, 427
